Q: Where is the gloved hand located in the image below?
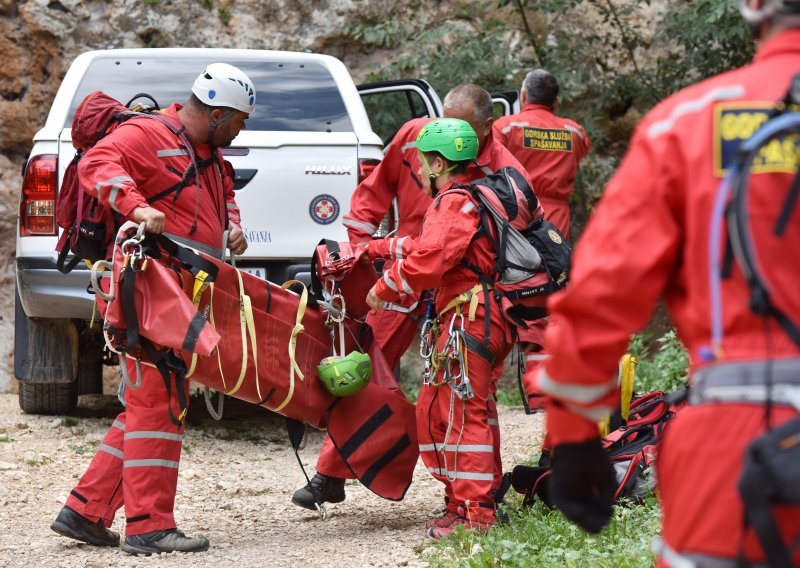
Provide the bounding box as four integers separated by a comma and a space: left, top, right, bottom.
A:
548, 438, 616, 533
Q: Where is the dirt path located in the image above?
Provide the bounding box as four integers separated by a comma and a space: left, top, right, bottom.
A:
0, 393, 544, 567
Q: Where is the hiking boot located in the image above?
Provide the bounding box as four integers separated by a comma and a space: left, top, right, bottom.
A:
427, 506, 494, 540
121, 529, 209, 555
50, 505, 120, 547
291, 473, 346, 511
424, 509, 460, 529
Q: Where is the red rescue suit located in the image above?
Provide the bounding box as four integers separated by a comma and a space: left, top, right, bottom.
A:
372, 179, 514, 525
494, 105, 590, 408
537, 30, 800, 565
316, 120, 534, 481
65, 103, 238, 536
493, 104, 590, 241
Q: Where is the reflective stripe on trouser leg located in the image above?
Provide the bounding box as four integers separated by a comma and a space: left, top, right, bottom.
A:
417, 306, 509, 524
122, 359, 189, 536
66, 414, 127, 527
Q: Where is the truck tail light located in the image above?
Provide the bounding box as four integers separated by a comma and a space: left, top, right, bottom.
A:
19, 154, 58, 236
358, 158, 380, 184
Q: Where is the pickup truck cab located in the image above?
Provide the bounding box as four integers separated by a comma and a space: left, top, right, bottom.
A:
15, 48, 514, 414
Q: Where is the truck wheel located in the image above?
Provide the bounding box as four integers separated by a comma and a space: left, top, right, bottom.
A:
18, 381, 78, 415
15, 288, 79, 414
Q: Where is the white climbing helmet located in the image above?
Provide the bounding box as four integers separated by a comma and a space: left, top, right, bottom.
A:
192, 63, 256, 114
740, 0, 800, 28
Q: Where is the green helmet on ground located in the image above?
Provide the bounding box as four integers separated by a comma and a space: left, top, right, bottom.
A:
317, 351, 372, 397
416, 118, 478, 163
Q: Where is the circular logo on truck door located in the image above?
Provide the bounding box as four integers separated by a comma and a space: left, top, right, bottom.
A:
309, 194, 340, 225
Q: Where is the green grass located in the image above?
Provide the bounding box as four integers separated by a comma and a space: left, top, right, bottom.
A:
0, 435, 13, 443
63, 417, 80, 427
428, 495, 661, 568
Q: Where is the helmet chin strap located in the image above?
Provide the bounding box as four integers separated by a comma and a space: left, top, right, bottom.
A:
420, 153, 456, 198
205, 108, 237, 145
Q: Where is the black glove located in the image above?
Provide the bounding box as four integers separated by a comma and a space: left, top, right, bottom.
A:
548, 438, 616, 534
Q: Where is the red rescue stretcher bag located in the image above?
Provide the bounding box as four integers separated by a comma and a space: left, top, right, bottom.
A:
96, 226, 417, 500
311, 239, 377, 320
505, 388, 683, 507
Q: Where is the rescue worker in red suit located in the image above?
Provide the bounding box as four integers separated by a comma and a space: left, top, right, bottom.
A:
494, 70, 591, 414
535, 3, 800, 565
364, 118, 535, 538
292, 85, 535, 512
50, 63, 253, 555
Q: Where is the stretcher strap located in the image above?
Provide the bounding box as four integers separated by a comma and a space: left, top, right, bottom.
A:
226, 268, 259, 397
185, 270, 213, 380
272, 280, 308, 413
438, 283, 487, 321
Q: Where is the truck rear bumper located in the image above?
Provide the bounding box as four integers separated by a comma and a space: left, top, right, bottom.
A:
16, 258, 95, 319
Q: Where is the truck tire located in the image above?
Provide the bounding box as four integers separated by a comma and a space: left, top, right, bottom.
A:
15, 288, 80, 414
18, 381, 78, 415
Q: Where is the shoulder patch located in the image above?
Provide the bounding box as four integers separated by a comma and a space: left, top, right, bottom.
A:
522, 127, 573, 152
713, 102, 799, 177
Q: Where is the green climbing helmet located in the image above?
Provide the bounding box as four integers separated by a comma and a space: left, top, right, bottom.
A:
416, 118, 479, 163
316, 351, 372, 397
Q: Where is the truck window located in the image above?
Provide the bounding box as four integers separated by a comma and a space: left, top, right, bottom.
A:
362, 90, 435, 146
66, 56, 353, 132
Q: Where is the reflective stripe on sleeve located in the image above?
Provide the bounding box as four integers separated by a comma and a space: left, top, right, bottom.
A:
99, 443, 123, 460
461, 202, 476, 214
537, 367, 617, 405
156, 148, 190, 158
394, 237, 406, 259
487, 418, 499, 426
383, 270, 399, 293
124, 459, 180, 469
395, 261, 414, 294
124, 431, 184, 442
98, 176, 134, 213
501, 121, 529, 134
112, 420, 126, 431
565, 401, 615, 422
526, 353, 550, 363
400, 141, 417, 153
647, 85, 745, 140
343, 217, 378, 236
563, 124, 585, 140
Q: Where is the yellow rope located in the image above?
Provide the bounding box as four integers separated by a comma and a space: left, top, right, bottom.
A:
226, 268, 254, 396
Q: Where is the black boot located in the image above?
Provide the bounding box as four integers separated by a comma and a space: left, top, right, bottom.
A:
50, 505, 120, 547
121, 528, 209, 555
291, 473, 346, 511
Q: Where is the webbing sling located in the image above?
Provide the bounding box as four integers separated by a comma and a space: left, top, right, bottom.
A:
271, 280, 309, 413
119, 265, 187, 426
225, 266, 260, 398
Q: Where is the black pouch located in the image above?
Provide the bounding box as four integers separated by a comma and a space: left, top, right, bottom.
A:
738, 416, 800, 568
73, 219, 108, 262
524, 218, 571, 289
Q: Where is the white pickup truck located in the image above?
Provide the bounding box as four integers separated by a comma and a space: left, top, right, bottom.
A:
15, 48, 516, 414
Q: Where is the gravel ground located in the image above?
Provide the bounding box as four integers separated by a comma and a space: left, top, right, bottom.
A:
0, 393, 543, 567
